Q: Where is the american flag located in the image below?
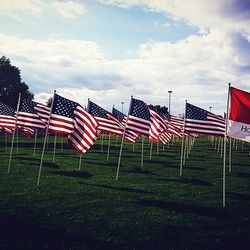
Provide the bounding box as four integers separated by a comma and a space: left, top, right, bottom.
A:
112, 107, 127, 126
159, 131, 172, 144
163, 115, 183, 137
149, 108, 168, 142
111, 107, 139, 143
17, 99, 46, 129
67, 105, 98, 155
50, 94, 98, 155
49, 94, 77, 135
0, 102, 16, 130
126, 98, 151, 137
185, 103, 225, 136
34, 103, 51, 126
87, 101, 123, 136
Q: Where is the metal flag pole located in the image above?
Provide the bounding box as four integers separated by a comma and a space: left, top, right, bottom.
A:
149, 140, 153, 160
52, 134, 57, 162
8, 93, 21, 173
223, 83, 231, 207
16, 128, 19, 153
101, 133, 104, 152
180, 100, 187, 176
37, 90, 56, 186
106, 133, 111, 162
61, 135, 64, 152
78, 154, 82, 171
33, 129, 38, 157
141, 136, 144, 167
229, 137, 232, 172
116, 96, 132, 181
5, 132, 8, 151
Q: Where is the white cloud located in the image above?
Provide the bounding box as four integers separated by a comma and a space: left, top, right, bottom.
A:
1, 29, 249, 115
0, 0, 46, 18
0, 0, 86, 19
51, 1, 87, 18
100, 0, 250, 34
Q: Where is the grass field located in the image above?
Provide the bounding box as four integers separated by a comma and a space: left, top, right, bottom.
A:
0, 135, 250, 249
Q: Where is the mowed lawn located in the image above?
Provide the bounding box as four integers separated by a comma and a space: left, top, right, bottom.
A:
0, 135, 250, 249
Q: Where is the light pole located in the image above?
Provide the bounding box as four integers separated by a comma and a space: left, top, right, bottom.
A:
168, 91, 172, 115
209, 106, 212, 112
121, 102, 124, 113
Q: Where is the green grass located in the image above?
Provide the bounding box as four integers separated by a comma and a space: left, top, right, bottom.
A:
0, 135, 250, 249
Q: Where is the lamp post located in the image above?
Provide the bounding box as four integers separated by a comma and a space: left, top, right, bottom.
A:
121, 102, 124, 113
209, 106, 212, 112
168, 91, 172, 115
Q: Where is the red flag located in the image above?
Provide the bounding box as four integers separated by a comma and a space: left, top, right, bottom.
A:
227, 86, 250, 142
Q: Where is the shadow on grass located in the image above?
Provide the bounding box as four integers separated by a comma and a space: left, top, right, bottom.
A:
183, 165, 207, 171
121, 167, 157, 176
50, 170, 92, 179
138, 199, 231, 219
0, 215, 111, 250
228, 192, 250, 201
12, 156, 60, 169
88, 161, 117, 168
157, 177, 212, 186
235, 172, 250, 178
84, 183, 155, 194
234, 163, 250, 167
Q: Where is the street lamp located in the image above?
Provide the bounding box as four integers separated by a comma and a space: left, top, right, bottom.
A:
168, 91, 172, 115
209, 106, 212, 112
121, 102, 124, 113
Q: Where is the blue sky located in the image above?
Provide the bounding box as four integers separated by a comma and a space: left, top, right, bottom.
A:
0, 0, 250, 114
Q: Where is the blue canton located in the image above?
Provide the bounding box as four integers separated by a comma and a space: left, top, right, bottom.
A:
129, 98, 150, 121
186, 103, 207, 120
0, 102, 15, 116
52, 94, 78, 118
88, 101, 109, 118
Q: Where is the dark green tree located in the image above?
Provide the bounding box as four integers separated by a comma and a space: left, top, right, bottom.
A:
46, 97, 52, 107
0, 56, 33, 108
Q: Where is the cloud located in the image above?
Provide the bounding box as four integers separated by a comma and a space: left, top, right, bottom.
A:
100, 0, 250, 34
0, 0, 46, 18
0, 0, 86, 19
1, 29, 248, 115
51, 1, 87, 18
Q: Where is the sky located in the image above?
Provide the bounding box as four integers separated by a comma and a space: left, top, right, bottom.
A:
0, 0, 250, 116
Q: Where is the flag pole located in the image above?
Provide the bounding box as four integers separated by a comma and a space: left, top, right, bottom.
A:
33, 129, 38, 157
78, 154, 82, 171
37, 90, 56, 186
149, 140, 153, 160
223, 83, 231, 207
8, 93, 21, 173
180, 100, 187, 176
107, 133, 111, 162
52, 134, 57, 162
5, 132, 7, 151
61, 135, 64, 152
101, 133, 104, 152
229, 137, 232, 172
116, 96, 132, 180
16, 128, 19, 153
141, 136, 144, 167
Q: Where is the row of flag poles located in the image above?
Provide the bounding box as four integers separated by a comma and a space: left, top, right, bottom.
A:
0, 83, 250, 207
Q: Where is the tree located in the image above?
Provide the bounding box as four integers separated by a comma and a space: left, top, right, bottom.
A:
46, 97, 52, 107
0, 56, 33, 108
